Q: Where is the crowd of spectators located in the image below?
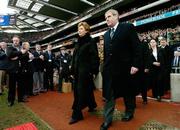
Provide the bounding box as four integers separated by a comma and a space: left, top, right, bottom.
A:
129, 3, 179, 23
118, 0, 157, 16
0, 2, 178, 48
32, 2, 179, 44
0, 29, 55, 43
138, 25, 179, 44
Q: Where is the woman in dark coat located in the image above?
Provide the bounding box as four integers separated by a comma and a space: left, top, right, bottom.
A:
149, 39, 166, 101
69, 22, 99, 124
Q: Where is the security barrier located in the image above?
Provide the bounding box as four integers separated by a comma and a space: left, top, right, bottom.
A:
170, 67, 180, 102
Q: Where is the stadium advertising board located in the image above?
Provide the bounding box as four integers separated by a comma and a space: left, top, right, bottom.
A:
0, 15, 16, 26
135, 9, 180, 26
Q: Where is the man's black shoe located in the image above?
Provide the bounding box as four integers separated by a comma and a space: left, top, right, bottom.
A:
8, 102, 14, 107
88, 108, 96, 112
121, 113, 134, 121
40, 90, 45, 93
100, 122, 112, 130
142, 101, 148, 105
69, 117, 83, 125
18, 99, 29, 103
157, 96, 161, 102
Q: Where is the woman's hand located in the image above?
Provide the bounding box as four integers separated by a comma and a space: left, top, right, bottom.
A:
130, 67, 139, 75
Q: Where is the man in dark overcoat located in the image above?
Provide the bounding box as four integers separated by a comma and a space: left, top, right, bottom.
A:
100, 9, 141, 130
56, 47, 71, 92
6, 35, 27, 106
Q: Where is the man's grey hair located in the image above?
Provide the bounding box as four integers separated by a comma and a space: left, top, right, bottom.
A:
0, 42, 7, 45
105, 9, 119, 16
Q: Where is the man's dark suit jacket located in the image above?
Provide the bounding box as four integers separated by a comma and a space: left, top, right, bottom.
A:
103, 23, 141, 100
44, 51, 56, 72
32, 51, 44, 72
0, 49, 9, 70
6, 45, 22, 73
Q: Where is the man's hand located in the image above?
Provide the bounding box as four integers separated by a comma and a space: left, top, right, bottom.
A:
70, 75, 74, 79
130, 67, 138, 75
11, 56, 18, 60
28, 52, 34, 60
69, 66, 71, 69
144, 69, 149, 73
153, 62, 160, 66
39, 55, 44, 60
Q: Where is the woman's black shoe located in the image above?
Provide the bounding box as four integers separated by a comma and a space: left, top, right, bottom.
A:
18, 99, 29, 103
69, 117, 83, 124
100, 122, 112, 130
157, 96, 161, 102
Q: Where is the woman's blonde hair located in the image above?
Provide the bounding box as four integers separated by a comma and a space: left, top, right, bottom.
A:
78, 22, 90, 32
22, 42, 30, 50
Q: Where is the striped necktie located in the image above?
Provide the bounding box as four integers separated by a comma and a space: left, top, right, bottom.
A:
110, 28, 115, 39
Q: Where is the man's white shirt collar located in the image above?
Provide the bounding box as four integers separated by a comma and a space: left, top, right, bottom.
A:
111, 22, 119, 32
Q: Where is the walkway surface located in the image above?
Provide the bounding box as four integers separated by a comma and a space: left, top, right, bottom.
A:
26, 90, 180, 130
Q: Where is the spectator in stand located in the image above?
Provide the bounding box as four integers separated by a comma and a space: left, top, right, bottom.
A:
169, 32, 180, 73
0, 42, 8, 95
138, 36, 151, 104
25, 44, 34, 97
149, 39, 166, 102
159, 38, 171, 92
6, 35, 27, 106
18, 42, 32, 101
57, 47, 71, 93
32, 44, 45, 95
96, 36, 104, 92
44, 44, 56, 91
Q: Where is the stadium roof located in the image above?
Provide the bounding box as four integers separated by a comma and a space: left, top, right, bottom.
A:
0, 0, 121, 33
